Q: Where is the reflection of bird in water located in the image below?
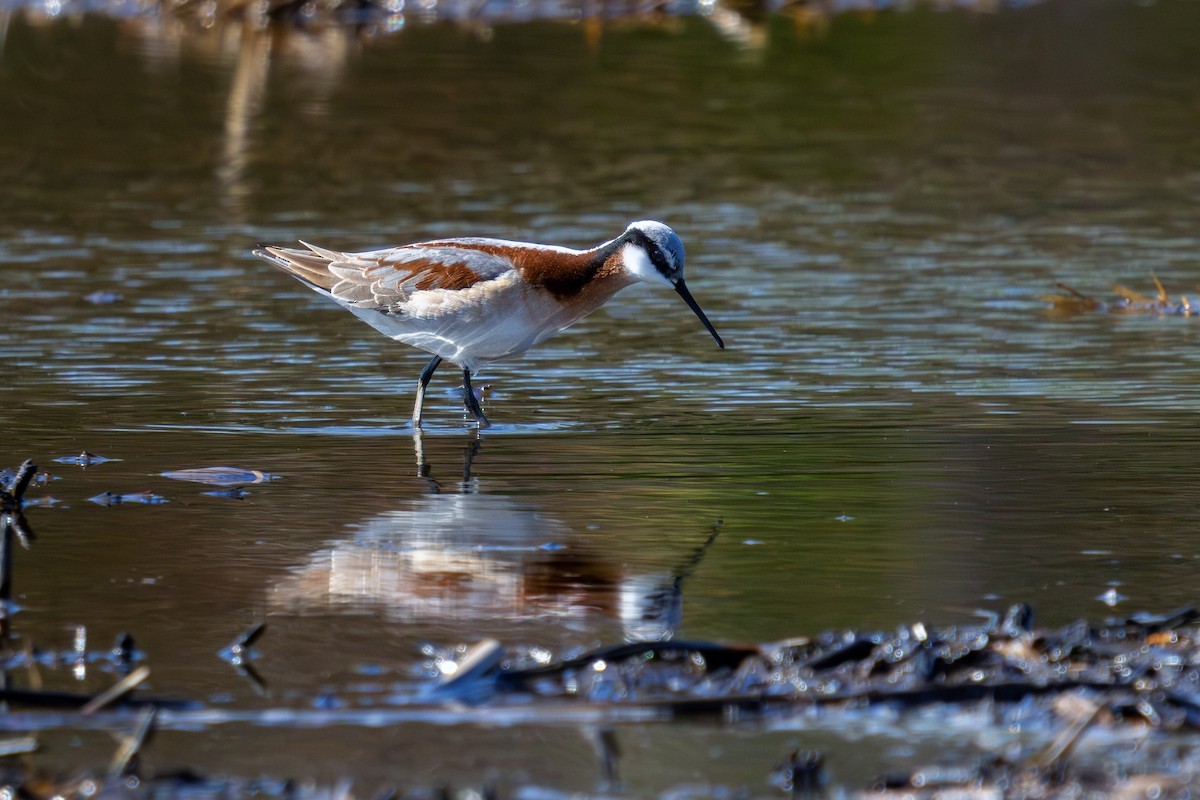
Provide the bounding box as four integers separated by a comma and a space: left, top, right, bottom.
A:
271, 433, 722, 640
270, 493, 578, 621
620, 520, 722, 643
254, 221, 724, 428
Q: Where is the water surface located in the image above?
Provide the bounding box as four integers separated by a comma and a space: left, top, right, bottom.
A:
3, 0, 1200, 791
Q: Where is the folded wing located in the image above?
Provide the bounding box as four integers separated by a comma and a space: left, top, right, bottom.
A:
253, 240, 516, 309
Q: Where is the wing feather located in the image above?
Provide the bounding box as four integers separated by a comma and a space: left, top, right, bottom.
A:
332, 281, 376, 304
255, 241, 517, 309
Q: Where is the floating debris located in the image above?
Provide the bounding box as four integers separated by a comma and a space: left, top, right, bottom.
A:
866, 708, 1197, 799
401, 603, 1200, 732
4, 606, 1200, 796
1045, 277, 1198, 316
19, 496, 62, 509
0, 620, 188, 712
0, 631, 144, 678
89, 491, 169, 506
161, 466, 279, 487
54, 451, 119, 467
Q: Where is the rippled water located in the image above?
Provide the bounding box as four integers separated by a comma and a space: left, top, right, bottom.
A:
3, 0, 1200, 791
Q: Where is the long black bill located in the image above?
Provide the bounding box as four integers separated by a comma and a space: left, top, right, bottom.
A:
674, 280, 725, 349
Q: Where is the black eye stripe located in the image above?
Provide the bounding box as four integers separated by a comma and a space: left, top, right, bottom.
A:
628, 229, 674, 277
649, 245, 672, 274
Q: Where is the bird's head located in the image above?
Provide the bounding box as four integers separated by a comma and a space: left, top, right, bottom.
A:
619, 220, 724, 349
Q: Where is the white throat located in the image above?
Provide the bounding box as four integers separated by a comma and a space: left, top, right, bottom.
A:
622, 243, 673, 288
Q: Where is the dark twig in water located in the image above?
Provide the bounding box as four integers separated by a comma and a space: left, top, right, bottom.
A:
8, 511, 34, 549
111, 632, 137, 671
4, 460, 37, 504
81, 665, 152, 715
0, 461, 37, 606
1000, 601, 1034, 636
0, 462, 37, 606
227, 621, 268, 657
108, 706, 157, 778
0, 685, 192, 711
220, 622, 269, 692
592, 727, 622, 791
771, 750, 826, 797
234, 658, 270, 695
433, 639, 505, 700
1126, 604, 1200, 631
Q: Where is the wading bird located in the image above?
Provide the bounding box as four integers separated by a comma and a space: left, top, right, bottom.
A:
254, 221, 723, 428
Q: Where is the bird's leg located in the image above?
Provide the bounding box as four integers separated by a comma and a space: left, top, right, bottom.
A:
412, 355, 443, 428
461, 368, 491, 429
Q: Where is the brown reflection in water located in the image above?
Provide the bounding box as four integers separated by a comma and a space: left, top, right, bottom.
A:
270, 433, 716, 641
219, 24, 271, 217
1, 0, 1061, 239
113, 16, 355, 216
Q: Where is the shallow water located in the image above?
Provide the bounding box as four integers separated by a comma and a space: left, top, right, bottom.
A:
3, 0, 1200, 791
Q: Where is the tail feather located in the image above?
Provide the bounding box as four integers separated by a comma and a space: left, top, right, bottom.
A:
298, 240, 345, 263
252, 243, 343, 291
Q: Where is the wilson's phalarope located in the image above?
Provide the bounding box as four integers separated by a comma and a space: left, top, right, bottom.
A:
253, 220, 723, 428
